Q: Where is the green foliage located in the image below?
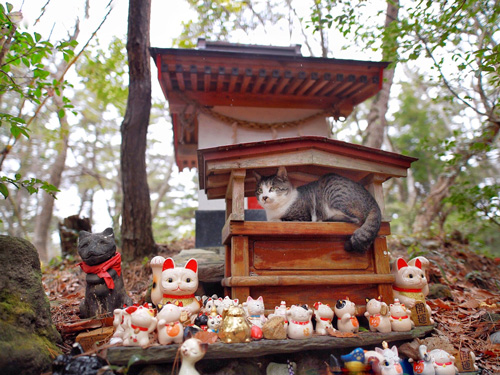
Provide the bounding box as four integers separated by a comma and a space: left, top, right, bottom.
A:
0, 2, 77, 199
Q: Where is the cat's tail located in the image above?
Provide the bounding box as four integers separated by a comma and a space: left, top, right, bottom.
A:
344, 206, 381, 253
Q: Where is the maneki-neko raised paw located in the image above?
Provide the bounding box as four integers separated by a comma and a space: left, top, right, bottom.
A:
334, 298, 359, 333
150, 256, 202, 318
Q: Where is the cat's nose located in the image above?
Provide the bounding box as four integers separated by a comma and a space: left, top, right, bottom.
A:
262, 196, 268, 202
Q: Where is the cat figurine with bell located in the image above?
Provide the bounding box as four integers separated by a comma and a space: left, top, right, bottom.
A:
389, 298, 414, 332
150, 256, 202, 318
429, 349, 457, 375
254, 166, 381, 253
286, 304, 313, 339
77, 228, 133, 318
122, 303, 157, 347
157, 302, 184, 345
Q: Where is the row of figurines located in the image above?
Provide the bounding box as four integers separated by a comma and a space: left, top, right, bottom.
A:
110, 295, 426, 347
330, 341, 477, 375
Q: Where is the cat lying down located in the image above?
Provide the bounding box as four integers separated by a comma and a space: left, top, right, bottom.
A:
253, 166, 381, 253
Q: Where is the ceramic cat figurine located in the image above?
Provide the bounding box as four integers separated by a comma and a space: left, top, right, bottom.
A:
150, 256, 202, 317
254, 166, 381, 253
313, 301, 334, 335
157, 303, 184, 345
178, 338, 208, 375
392, 256, 434, 324
334, 298, 359, 333
365, 297, 391, 333
287, 304, 313, 339
122, 303, 157, 347
389, 298, 414, 332
243, 296, 267, 328
77, 228, 133, 318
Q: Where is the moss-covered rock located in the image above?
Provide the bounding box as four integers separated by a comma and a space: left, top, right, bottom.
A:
0, 235, 61, 375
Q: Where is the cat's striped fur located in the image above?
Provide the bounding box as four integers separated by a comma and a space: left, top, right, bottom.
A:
253, 166, 381, 253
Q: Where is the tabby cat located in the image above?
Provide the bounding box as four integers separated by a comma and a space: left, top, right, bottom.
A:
253, 166, 381, 253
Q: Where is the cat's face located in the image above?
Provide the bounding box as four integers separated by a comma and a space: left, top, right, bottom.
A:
161, 258, 198, 295
180, 338, 207, 362
394, 258, 427, 289
246, 296, 264, 314
78, 228, 116, 266
253, 167, 293, 209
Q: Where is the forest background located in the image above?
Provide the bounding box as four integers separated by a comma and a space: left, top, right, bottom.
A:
0, 0, 498, 262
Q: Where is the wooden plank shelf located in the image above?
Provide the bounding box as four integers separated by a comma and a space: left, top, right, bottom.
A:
106, 325, 435, 366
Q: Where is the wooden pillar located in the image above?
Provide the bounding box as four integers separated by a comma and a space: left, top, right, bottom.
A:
230, 235, 250, 301
225, 169, 246, 221
361, 174, 387, 219
373, 236, 393, 303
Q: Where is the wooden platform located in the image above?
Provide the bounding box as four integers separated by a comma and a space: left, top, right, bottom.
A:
106, 325, 434, 366
222, 220, 393, 310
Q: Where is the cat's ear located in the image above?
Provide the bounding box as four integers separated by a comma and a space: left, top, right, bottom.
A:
162, 257, 175, 271
185, 258, 198, 274
276, 166, 287, 179
253, 170, 262, 183
414, 258, 422, 269
102, 227, 114, 237
396, 257, 408, 270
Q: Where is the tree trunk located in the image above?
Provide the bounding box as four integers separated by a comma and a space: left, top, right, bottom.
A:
364, 0, 399, 149
120, 0, 156, 260
33, 103, 69, 261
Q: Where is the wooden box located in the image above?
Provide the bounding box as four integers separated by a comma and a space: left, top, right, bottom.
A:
197, 136, 417, 312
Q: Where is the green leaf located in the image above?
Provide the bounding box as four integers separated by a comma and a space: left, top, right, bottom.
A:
0, 183, 9, 199
58, 109, 65, 118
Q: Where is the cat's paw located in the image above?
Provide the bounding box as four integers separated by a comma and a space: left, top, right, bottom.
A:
150, 255, 166, 268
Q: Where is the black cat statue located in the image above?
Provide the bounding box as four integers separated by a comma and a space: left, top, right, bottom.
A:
77, 228, 133, 318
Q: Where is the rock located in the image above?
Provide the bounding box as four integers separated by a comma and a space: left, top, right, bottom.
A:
400, 237, 417, 247
428, 283, 453, 299
490, 331, 500, 344
420, 239, 441, 249
0, 235, 61, 375
262, 316, 287, 340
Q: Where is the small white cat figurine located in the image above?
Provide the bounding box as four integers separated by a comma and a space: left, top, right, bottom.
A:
389, 298, 414, 332
364, 297, 391, 333
243, 296, 267, 328
150, 256, 202, 318
122, 303, 157, 347
334, 298, 359, 333
218, 296, 239, 315
313, 301, 334, 335
178, 337, 208, 375
157, 302, 184, 345
287, 304, 313, 339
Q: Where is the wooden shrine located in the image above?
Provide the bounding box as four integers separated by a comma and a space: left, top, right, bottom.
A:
151, 39, 417, 310
198, 136, 417, 311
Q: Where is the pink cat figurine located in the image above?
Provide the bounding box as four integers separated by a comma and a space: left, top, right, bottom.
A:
313, 302, 334, 335
334, 298, 359, 333
243, 296, 267, 328
150, 257, 202, 318
365, 297, 391, 333
157, 302, 184, 345
392, 257, 434, 324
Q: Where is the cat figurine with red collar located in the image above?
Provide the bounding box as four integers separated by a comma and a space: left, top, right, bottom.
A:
123, 303, 157, 347
313, 301, 334, 335
389, 298, 414, 331
365, 297, 391, 333
287, 304, 313, 339
77, 228, 133, 318
150, 256, 202, 318
429, 349, 457, 375
334, 298, 359, 333
157, 302, 184, 345
392, 256, 434, 324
